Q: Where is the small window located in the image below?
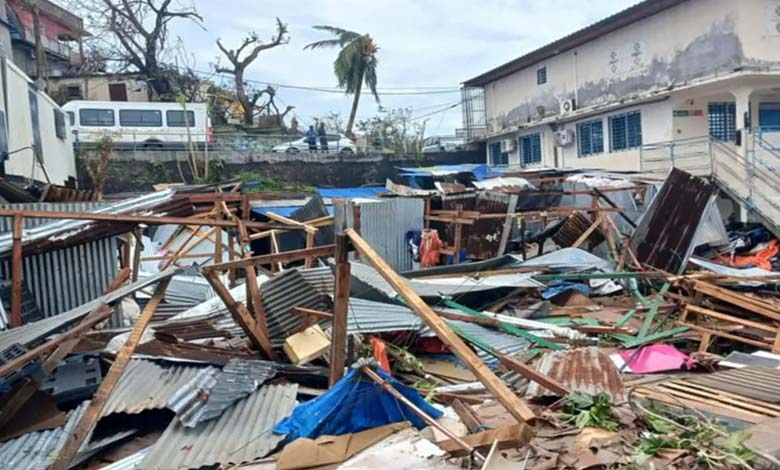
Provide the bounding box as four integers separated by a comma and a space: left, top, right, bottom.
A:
79, 109, 115, 127
119, 109, 162, 127
537, 66, 547, 85
166, 110, 195, 127
28, 89, 42, 162
609, 111, 642, 152
577, 119, 604, 157
66, 111, 75, 126
489, 142, 508, 166
520, 133, 542, 165
708, 102, 736, 142
53, 109, 66, 140
65, 85, 81, 100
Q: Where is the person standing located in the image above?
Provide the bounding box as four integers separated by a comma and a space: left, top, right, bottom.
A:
317, 121, 329, 153
305, 125, 318, 152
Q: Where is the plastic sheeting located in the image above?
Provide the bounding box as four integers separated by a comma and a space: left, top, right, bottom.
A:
273, 367, 442, 441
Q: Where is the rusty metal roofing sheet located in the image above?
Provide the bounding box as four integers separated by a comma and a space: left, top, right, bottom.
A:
441, 191, 512, 260
100, 447, 151, 470
102, 359, 216, 417
140, 383, 299, 469
525, 347, 626, 402
551, 212, 605, 248
629, 168, 716, 274
0, 267, 179, 350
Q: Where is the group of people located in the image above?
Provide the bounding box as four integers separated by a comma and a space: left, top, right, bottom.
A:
305, 122, 329, 152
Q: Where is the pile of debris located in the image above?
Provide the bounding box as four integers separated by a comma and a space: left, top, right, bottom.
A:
1, 169, 779, 469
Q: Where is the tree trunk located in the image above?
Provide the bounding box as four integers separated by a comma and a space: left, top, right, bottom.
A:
345, 71, 364, 138
234, 69, 253, 126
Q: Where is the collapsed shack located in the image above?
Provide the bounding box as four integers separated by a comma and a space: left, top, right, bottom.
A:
0, 168, 779, 469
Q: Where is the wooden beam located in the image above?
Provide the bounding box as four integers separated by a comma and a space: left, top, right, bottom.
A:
498, 354, 570, 397
265, 212, 318, 234
329, 234, 351, 387
571, 214, 603, 249
291, 306, 334, 320
451, 399, 484, 433
692, 281, 780, 321
304, 231, 316, 269
201, 270, 277, 359
51, 278, 172, 470
361, 366, 485, 462
237, 222, 275, 359
435, 424, 532, 457
346, 228, 536, 423
10, 213, 22, 328
131, 227, 143, 282
202, 244, 336, 272
0, 208, 301, 231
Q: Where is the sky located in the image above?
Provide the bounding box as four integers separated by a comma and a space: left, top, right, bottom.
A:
165, 0, 638, 136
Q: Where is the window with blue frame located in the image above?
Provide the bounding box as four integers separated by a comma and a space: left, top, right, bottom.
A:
537, 67, 547, 85
577, 120, 604, 157
520, 133, 542, 165
489, 142, 508, 166
708, 102, 736, 141
759, 103, 780, 131
609, 111, 642, 152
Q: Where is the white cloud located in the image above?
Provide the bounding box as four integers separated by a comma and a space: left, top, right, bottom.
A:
170, 0, 637, 135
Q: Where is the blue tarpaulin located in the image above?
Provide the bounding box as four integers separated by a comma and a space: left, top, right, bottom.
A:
541, 282, 590, 299
396, 164, 502, 181
273, 367, 442, 441
316, 186, 388, 199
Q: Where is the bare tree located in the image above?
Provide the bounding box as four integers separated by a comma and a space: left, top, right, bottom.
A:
216, 18, 289, 125
74, 0, 204, 98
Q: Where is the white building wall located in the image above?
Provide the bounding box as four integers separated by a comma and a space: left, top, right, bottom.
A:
4, 60, 76, 184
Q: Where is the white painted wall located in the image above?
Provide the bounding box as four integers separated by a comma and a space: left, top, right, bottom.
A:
4, 60, 76, 184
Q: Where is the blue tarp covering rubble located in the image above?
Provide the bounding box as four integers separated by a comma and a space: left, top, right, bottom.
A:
273, 366, 442, 441
250, 186, 387, 217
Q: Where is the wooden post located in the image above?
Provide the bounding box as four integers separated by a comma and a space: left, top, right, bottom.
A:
519, 216, 527, 261
51, 277, 172, 470
11, 213, 23, 328
346, 229, 536, 423
214, 226, 223, 265
453, 204, 463, 265
121, 232, 132, 269
227, 229, 237, 287
329, 233, 351, 386
304, 231, 316, 269
202, 269, 277, 359
238, 222, 272, 352
131, 227, 143, 282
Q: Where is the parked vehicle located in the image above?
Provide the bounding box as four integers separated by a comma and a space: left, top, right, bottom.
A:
421, 136, 464, 153
62, 100, 211, 148
272, 134, 356, 154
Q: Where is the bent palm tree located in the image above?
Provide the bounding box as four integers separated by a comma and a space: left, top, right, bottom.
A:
305, 26, 379, 137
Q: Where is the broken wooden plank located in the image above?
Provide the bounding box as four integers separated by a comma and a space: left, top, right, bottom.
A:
291, 306, 334, 320
329, 234, 351, 387
202, 244, 336, 272
435, 424, 533, 457
51, 278, 172, 470
201, 270, 277, 359
451, 399, 485, 433
11, 213, 22, 328
498, 354, 571, 397
347, 228, 536, 423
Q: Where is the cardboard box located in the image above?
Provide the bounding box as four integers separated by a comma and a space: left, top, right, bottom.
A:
283, 324, 330, 365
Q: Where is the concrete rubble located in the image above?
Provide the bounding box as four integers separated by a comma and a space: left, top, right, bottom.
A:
0, 167, 779, 470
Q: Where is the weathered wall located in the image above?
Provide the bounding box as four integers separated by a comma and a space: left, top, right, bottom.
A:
484, 0, 778, 129
76, 149, 485, 193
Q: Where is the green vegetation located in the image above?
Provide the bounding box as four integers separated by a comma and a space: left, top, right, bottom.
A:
236, 171, 314, 193
561, 392, 620, 431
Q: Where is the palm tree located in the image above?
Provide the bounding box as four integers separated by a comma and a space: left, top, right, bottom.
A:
305, 26, 379, 137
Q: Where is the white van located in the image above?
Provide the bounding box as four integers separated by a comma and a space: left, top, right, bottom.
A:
61, 100, 211, 147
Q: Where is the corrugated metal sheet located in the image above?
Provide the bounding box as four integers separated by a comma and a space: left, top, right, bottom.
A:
261, 270, 329, 346
170, 358, 277, 427
101, 359, 216, 417
0, 237, 118, 324
441, 191, 511, 260
296, 266, 334, 296
525, 347, 626, 402
0, 401, 89, 469
358, 198, 424, 272
0, 202, 110, 231
346, 297, 425, 334
629, 168, 716, 274
100, 447, 151, 470
440, 320, 531, 362
0, 267, 178, 353
349, 260, 540, 301
0, 190, 175, 255
141, 383, 299, 469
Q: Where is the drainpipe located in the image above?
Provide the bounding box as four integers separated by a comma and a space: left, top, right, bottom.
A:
572, 51, 579, 105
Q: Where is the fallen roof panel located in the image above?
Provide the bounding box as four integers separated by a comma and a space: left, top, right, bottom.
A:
141, 383, 298, 469
525, 347, 626, 402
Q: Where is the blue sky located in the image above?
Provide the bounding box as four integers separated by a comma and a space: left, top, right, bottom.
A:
166, 0, 638, 136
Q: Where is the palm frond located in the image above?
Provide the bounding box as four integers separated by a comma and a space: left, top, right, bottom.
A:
304, 39, 344, 50
312, 25, 360, 39
363, 58, 379, 103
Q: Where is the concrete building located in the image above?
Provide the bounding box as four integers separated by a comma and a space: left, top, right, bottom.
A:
462, 0, 780, 172
48, 73, 152, 104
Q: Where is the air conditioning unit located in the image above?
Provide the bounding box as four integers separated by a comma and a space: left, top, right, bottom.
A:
560, 98, 577, 114
500, 139, 515, 153
554, 129, 576, 147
